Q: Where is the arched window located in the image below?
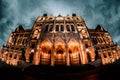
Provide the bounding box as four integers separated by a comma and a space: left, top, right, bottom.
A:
49, 25, 53, 31
66, 25, 70, 31
45, 25, 49, 31
57, 49, 64, 54
71, 25, 75, 31
60, 25, 64, 32
85, 44, 89, 48
56, 25, 59, 31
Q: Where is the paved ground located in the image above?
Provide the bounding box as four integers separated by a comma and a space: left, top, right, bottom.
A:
0, 60, 120, 80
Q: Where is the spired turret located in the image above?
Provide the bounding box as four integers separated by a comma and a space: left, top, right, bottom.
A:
0, 14, 120, 67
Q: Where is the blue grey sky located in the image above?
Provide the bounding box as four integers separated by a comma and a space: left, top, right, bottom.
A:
0, 0, 120, 47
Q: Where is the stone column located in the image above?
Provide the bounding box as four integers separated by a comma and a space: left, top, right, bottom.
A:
34, 50, 40, 65
79, 41, 86, 64
51, 48, 55, 66
66, 47, 70, 66
25, 48, 30, 62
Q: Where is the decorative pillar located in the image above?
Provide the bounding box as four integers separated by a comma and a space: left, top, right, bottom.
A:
34, 50, 40, 65
79, 41, 86, 64
51, 49, 54, 66
66, 47, 70, 66
25, 48, 30, 62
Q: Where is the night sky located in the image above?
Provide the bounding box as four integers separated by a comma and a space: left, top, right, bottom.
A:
0, 0, 120, 47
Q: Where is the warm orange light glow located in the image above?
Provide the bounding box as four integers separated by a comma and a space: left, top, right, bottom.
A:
0, 14, 119, 67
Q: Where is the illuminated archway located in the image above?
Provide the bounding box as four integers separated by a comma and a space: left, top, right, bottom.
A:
40, 38, 52, 65
68, 38, 80, 65
54, 38, 66, 65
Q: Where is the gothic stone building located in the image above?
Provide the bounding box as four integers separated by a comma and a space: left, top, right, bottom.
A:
0, 14, 120, 66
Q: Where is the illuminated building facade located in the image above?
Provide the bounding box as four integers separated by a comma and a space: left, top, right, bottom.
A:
0, 14, 120, 66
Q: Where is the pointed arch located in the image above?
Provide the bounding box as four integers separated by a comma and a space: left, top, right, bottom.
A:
67, 38, 80, 65
40, 38, 52, 65
41, 38, 52, 53
54, 37, 66, 65
67, 38, 79, 52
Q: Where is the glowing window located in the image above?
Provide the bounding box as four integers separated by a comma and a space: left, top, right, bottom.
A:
81, 29, 86, 33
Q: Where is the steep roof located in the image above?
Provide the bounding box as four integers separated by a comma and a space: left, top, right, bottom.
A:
15, 25, 24, 32
95, 25, 106, 31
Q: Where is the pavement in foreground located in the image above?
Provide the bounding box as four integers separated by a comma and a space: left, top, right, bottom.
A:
0, 60, 120, 80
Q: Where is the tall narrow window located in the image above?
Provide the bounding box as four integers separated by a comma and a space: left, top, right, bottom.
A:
30, 53, 34, 63
85, 44, 89, 48
45, 25, 49, 31
71, 25, 75, 31
61, 25, 64, 32
66, 25, 70, 31
49, 25, 53, 31
22, 39, 25, 45
56, 25, 59, 31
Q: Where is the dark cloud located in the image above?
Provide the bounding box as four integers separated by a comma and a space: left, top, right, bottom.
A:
0, 0, 120, 47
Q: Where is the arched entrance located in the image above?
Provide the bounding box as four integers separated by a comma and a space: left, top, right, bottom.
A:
55, 45, 66, 65
40, 39, 52, 65
54, 39, 66, 65
68, 39, 80, 65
